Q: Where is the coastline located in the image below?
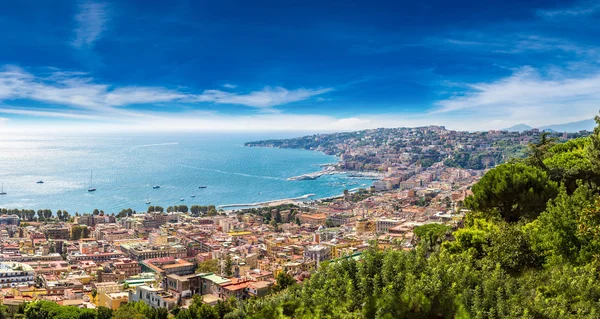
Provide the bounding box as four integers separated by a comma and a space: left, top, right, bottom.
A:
245, 144, 387, 182
215, 145, 384, 210
219, 193, 316, 210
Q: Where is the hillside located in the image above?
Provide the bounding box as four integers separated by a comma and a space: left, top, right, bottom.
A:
11, 118, 600, 319
246, 126, 589, 170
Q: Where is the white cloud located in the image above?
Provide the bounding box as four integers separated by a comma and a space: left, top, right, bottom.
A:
222, 83, 237, 89
105, 87, 187, 106
72, 1, 110, 48
193, 87, 333, 109
432, 66, 600, 128
537, 1, 600, 18
0, 65, 334, 119
0, 108, 106, 120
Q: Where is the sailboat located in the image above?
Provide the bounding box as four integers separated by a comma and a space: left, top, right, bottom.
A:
88, 171, 97, 192
146, 195, 151, 205
0, 183, 6, 195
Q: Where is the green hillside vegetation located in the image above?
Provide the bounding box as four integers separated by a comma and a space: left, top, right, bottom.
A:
8, 117, 600, 319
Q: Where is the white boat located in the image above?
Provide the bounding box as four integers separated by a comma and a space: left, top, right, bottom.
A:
88, 171, 96, 192
146, 195, 151, 205
180, 198, 185, 201
191, 194, 196, 198
0, 183, 6, 195
153, 185, 160, 189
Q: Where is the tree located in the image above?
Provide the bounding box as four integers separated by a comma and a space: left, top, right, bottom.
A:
71, 226, 83, 240
544, 137, 599, 193
484, 222, 541, 273
93, 209, 100, 216
526, 131, 557, 170
112, 304, 144, 319
526, 185, 596, 265
96, 306, 112, 319
466, 163, 558, 223
224, 255, 233, 276
414, 223, 451, 246
587, 114, 600, 175
196, 259, 219, 273
273, 271, 296, 292
82, 226, 90, 238
274, 211, 282, 223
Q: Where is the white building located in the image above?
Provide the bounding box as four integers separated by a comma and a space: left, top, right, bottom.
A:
0, 262, 35, 287
129, 285, 177, 309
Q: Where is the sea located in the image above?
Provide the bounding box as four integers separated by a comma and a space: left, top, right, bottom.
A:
0, 133, 373, 214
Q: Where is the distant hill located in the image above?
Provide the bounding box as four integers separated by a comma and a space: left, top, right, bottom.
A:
504, 119, 595, 133
504, 124, 533, 132
540, 119, 596, 132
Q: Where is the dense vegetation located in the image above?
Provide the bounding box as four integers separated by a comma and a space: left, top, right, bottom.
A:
7, 119, 600, 318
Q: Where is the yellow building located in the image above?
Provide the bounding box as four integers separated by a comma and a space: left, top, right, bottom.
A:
98, 292, 129, 309
12, 286, 47, 298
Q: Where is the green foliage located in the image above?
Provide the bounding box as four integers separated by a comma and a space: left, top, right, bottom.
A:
25, 301, 95, 319
526, 185, 596, 265
543, 137, 600, 193
273, 272, 296, 293
71, 225, 89, 240
224, 254, 233, 276
196, 258, 219, 273
190, 205, 218, 216
466, 163, 558, 222
96, 306, 112, 319
414, 223, 451, 247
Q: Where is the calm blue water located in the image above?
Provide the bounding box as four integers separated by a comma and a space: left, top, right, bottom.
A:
0, 133, 372, 213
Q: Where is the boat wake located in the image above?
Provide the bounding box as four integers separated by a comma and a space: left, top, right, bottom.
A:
177, 164, 284, 181
127, 142, 179, 152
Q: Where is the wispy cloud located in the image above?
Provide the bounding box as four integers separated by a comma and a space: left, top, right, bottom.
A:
72, 1, 110, 49
0, 107, 106, 120
432, 66, 600, 127
537, 1, 600, 18
192, 87, 333, 109
0, 65, 333, 119
222, 83, 237, 89
439, 33, 598, 58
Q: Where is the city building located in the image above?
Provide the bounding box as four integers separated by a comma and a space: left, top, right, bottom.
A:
0, 262, 35, 288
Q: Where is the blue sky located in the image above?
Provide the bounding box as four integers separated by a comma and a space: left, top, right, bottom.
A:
0, 0, 599, 133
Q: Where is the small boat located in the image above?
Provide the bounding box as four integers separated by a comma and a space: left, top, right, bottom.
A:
36, 180, 44, 184
0, 183, 6, 195
146, 195, 151, 205
191, 194, 196, 198
88, 171, 96, 192
180, 198, 185, 201
153, 185, 160, 189
198, 186, 207, 189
